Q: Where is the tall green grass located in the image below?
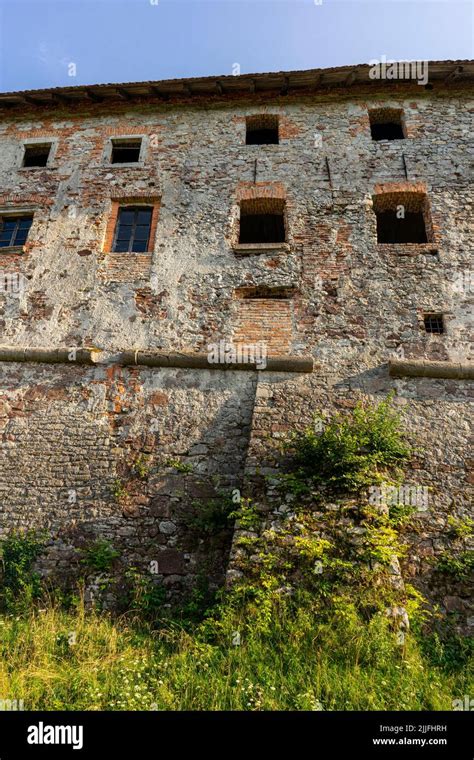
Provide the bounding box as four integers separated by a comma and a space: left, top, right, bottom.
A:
0, 595, 471, 711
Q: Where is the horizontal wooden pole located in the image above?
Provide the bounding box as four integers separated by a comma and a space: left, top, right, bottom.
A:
119, 351, 314, 373
0, 347, 314, 373
389, 359, 474, 380
0, 347, 100, 365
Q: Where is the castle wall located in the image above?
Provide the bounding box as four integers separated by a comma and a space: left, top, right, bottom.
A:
0, 361, 256, 597
0, 80, 472, 613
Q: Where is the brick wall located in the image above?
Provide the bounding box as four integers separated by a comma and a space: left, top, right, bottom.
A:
234, 298, 292, 353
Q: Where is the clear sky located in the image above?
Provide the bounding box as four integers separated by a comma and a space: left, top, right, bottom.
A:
0, 0, 472, 92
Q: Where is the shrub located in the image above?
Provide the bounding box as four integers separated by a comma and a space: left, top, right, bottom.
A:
189, 494, 234, 534
124, 568, 166, 620
80, 540, 120, 572
0, 530, 46, 612
436, 551, 474, 581
285, 395, 411, 493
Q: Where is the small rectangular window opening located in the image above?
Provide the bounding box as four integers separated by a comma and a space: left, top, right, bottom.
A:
23, 143, 51, 167
373, 192, 430, 244
369, 108, 405, 141
246, 115, 279, 145
111, 139, 142, 164
0, 215, 33, 248
239, 198, 286, 244
423, 314, 444, 334
112, 206, 152, 252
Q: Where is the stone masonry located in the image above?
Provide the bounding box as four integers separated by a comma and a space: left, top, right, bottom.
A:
0, 62, 472, 618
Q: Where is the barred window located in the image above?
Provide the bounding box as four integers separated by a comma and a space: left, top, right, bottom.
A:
423, 314, 444, 334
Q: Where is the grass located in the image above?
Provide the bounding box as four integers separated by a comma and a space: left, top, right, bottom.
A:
0, 595, 471, 711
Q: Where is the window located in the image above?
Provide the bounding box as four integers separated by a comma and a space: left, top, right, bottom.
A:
111, 138, 142, 164
0, 215, 33, 248
239, 199, 286, 244
376, 210, 427, 243
112, 206, 152, 252
246, 115, 279, 145
22, 143, 51, 167
423, 314, 444, 334
372, 192, 430, 244
369, 108, 405, 141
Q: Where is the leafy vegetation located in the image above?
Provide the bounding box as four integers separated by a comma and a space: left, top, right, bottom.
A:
0, 530, 46, 613
80, 540, 120, 573
284, 394, 411, 493
436, 550, 474, 581
0, 396, 471, 711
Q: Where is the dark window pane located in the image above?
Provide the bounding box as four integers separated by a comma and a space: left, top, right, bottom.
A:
113, 206, 153, 253
246, 127, 279, 145
118, 210, 135, 225
131, 239, 147, 252
14, 229, 29, 245
371, 122, 405, 141
111, 141, 141, 164
0, 216, 32, 247
114, 239, 129, 252
136, 210, 152, 225
134, 225, 150, 241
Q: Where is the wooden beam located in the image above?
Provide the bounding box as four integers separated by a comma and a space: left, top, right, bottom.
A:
85, 89, 104, 102
389, 358, 474, 380
280, 76, 290, 95
119, 350, 314, 373
52, 92, 72, 103
116, 87, 133, 100
445, 65, 463, 83
345, 70, 357, 86
0, 347, 100, 365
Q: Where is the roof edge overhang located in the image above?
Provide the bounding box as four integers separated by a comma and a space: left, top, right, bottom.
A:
0, 60, 472, 109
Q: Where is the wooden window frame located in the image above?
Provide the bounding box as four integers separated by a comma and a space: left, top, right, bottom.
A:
104, 199, 160, 254
0, 214, 33, 248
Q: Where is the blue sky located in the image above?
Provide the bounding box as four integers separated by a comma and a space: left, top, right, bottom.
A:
0, 0, 472, 92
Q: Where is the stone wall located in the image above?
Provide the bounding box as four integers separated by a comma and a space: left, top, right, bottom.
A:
0, 360, 256, 598
229, 369, 473, 630
0, 74, 472, 617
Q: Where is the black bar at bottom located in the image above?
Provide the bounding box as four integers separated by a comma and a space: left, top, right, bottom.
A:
0, 711, 471, 758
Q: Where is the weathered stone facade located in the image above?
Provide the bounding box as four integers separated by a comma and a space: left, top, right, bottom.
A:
0, 62, 472, 620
